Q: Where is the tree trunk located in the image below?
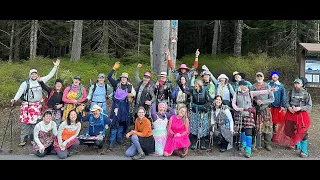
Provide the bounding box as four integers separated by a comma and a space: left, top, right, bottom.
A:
150, 41, 153, 70
318, 22, 320, 42
13, 21, 21, 61
69, 21, 74, 54
8, 21, 15, 63
212, 20, 219, 55
313, 20, 318, 42
217, 20, 223, 54
169, 20, 178, 79
70, 20, 83, 61
29, 20, 38, 60
292, 20, 298, 56
138, 20, 141, 55
101, 20, 109, 55
153, 20, 171, 75
234, 20, 243, 56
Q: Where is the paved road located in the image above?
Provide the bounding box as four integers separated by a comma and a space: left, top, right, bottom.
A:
0, 154, 318, 160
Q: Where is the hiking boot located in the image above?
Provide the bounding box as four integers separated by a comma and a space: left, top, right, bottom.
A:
109, 143, 115, 151
300, 152, 308, 158
179, 148, 188, 158
265, 145, 272, 151
97, 149, 104, 155
132, 152, 145, 160
220, 148, 227, 153
190, 144, 197, 150
245, 152, 251, 158
117, 140, 123, 145
67, 152, 72, 157
200, 145, 206, 150
239, 146, 245, 152
244, 147, 252, 158
19, 141, 27, 146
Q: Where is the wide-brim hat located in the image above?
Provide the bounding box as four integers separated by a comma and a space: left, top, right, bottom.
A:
91, 104, 103, 112
256, 72, 264, 77
144, 72, 151, 78
177, 64, 190, 72
232, 71, 246, 82
218, 74, 229, 80
120, 72, 129, 78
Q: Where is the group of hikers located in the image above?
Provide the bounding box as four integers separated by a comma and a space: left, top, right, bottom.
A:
10, 49, 313, 160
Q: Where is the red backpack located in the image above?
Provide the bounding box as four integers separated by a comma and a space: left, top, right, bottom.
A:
43, 90, 55, 110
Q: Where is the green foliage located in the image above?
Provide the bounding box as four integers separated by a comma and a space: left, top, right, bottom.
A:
0, 55, 152, 106
180, 53, 299, 87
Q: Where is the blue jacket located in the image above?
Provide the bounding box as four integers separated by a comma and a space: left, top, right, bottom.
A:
268, 81, 286, 107
82, 114, 111, 136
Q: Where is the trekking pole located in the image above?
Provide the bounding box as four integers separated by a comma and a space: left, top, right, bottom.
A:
0, 102, 15, 153
233, 111, 242, 155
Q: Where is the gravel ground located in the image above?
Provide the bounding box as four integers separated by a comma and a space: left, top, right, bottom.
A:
0, 103, 319, 160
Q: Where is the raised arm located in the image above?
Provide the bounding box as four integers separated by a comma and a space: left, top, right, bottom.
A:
40, 59, 60, 83
193, 49, 199, 69
107, 69, 118, 88
166, 105, 175, 119
151, 103, 157, 122
38, 79, 52, 94
202, 65, 218, 85
135, 64, 142, 84
190, 75, 195, 87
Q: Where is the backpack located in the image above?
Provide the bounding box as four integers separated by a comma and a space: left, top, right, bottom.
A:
20, 79, 30, 102
84, 114, 106, 136
43, 89, 55, 110
91, 82, 109, 101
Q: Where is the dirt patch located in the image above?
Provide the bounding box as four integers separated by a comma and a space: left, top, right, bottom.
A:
0, 103, 319, 159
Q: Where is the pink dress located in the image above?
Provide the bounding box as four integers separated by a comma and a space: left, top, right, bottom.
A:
163, 115, 190, 155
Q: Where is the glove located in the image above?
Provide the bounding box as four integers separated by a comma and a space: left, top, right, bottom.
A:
202, 65, 209, 71
113, 61, 120, 70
